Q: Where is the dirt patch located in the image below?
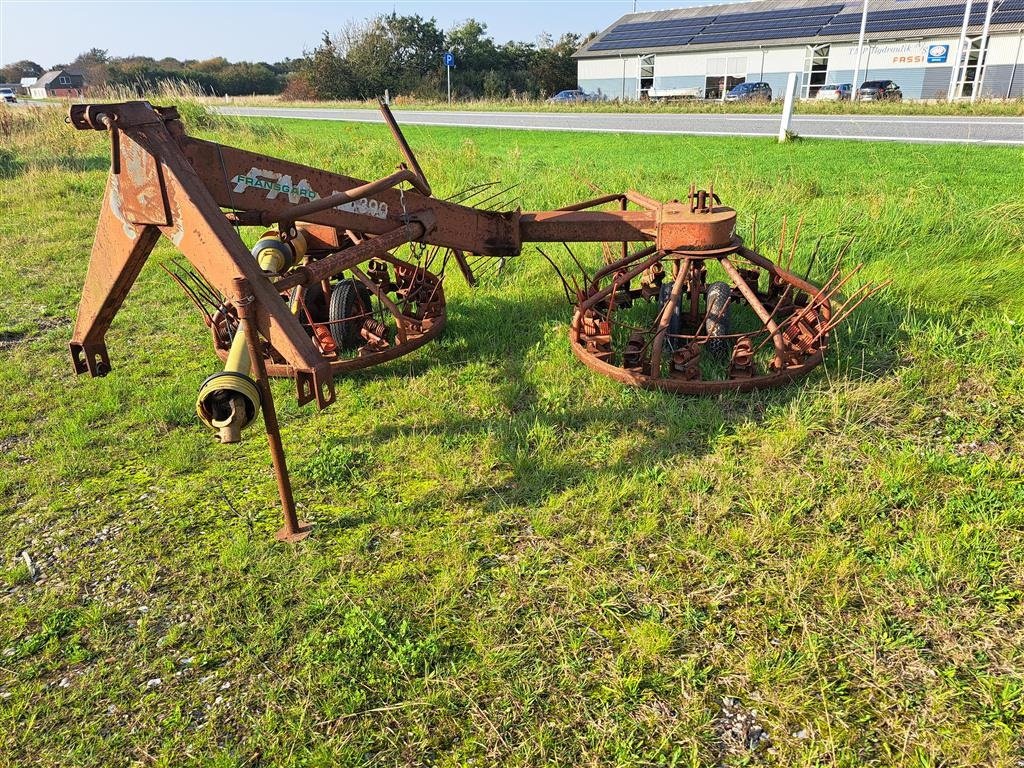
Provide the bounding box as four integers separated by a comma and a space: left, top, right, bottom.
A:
0, 317, 70, 350
714, 696, 770, 759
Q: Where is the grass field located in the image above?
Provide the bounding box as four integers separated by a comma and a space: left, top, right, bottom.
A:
1, 103, 1024, 767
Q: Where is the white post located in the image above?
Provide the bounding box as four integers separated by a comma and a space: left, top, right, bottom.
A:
851, 0, 869, 101
446, 65, 451, 105
972, 0, 995, 102
779, 72, 798, 142
949, 0, 973, 101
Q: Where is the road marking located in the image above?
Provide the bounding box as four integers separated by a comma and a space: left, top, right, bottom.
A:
216, 108, 1024, 145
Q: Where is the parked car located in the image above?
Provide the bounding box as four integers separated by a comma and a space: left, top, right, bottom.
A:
724, 81, 772, 102
0, 88, 17, 104
858, 80, 902, 101
815, 83, 852, 101
547, 89, 597, 103
646, 86, 702, 100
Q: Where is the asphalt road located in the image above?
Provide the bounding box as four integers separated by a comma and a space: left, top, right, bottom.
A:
216, 105, 1024, 146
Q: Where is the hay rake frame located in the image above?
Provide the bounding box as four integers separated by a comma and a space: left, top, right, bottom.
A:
68, 100, 881, 540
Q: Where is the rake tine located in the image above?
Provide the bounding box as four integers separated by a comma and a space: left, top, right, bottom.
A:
750, 213, 758, 252
560, 242, 591, 287
537, 247, 575, 303
826, 236, 856, 283
753, 264, 864, 355
445, 187, 484, 207
160, 263, 213, 325
797, 235, 823, 277
815, 279, 892, 340
789, 263, 864, 327
481, 193, 522, 212
174, 259, 223, 308
174, 264, 223, 312
777, 215, 787, 264
443, 181, 500, 204
473, 257, 504, 284
421, 245, 439, 273
472, 183, 521, 211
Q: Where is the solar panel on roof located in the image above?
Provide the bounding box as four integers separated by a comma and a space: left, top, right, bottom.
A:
586, 0, 1019, 55
611, 22, 699, 32
589, 34, 696, 50
603, 28, 705, 42
863, 14, 986, 32
705, 15, 834, 33
693, 25, 825, 43
710, 3, 842, 23
615, 16, 717, 32
824, 3, 980, 25
818, 24, 870, 35
604, 25, 706, 38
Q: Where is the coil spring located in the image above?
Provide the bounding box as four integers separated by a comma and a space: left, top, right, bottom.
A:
362, 318, 390, 342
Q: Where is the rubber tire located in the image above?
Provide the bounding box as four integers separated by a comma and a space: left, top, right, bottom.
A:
705, 281, 732, 360
289, 282, 328, 332
658, 281, 684, 340
329, 279, 372, 351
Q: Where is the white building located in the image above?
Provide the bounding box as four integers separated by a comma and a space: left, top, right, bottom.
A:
575, 0, 1024, 100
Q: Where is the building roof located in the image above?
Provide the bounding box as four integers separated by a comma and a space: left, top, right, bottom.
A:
575, 0, 1024, 57
31, 69, 84, 88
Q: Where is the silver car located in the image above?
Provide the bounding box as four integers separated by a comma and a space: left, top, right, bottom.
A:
0, 88, 17, 104
816, 83, 852, 101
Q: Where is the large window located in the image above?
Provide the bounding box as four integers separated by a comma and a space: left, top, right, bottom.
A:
803, 44, 830, 98
638, 54, 655, 99
954, 37, 984, 98
705, 56, 747, 99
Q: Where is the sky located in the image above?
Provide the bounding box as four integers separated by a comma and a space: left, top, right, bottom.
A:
0, 0, 740, 68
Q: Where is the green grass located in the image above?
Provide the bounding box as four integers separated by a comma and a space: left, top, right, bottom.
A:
1, 103, 1024, 767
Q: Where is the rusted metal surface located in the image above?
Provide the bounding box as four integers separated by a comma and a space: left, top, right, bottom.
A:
234, 278, 310, 542
67, 100, 883, 540
568, 206, 886, 394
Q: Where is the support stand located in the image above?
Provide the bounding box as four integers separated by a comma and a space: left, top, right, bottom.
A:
233, 278, 312, 542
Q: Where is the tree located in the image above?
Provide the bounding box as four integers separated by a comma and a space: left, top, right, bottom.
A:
530, 33, 582, 97
340, 13, 445, 98
445, 19, 501, 96
70, 48, 111, 87
296, 32, 355, 100
217, 62, 280, 95
0, 59, 44, 83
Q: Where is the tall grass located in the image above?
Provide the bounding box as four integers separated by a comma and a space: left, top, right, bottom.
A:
0, 81, 279, 179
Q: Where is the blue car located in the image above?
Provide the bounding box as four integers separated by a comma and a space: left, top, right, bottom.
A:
547, 89, 596, 103
724, 81, 772, 102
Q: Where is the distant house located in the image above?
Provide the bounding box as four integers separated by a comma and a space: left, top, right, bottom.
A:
19, 77, 37, 93
28, 70, 85, 99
